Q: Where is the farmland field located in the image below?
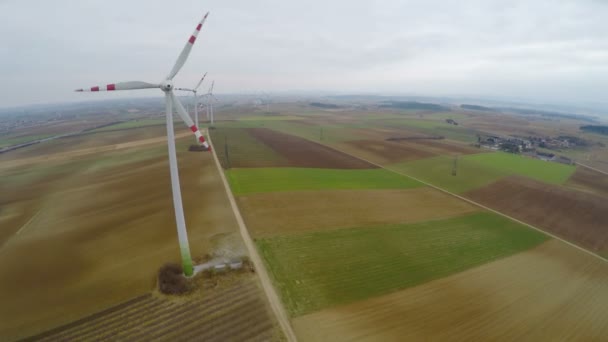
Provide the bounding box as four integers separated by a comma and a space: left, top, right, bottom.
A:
391, 155, 509, 193
0, 129, 251, 340
464, 151, 576, 185
257, 212, 548, 316
87, 117, 166, 132
238, 188, 479, 237
466, 176, 608, 254
226, 167, 421, 195
391, 151, 577, 193
209, 127, 287, 168
293, 239, 608, 341
566, 165, 608, 197
24, 275, 282, 341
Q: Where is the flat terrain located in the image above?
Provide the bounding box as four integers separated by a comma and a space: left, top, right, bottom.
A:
0, 128, 247, 340
248, 128, 375, 169
466, 176, 608, 254
343, 139, 435, 163
391, 151, 576, 193
566, 165, 608, 197
209, 127, 287, 168
464, 152, 576, 185
227, 167, 421, 195
25, 275, 282, 342
293, 239, 608, 341
391, 155, 508, 193
238, 188, 479, 237
257, 212, 547, 316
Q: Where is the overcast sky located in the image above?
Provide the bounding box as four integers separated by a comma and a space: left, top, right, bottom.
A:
1, 0, 608, 108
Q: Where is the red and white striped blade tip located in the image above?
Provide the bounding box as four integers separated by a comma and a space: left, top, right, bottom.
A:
166, 12, 210, 80
75, 81, 158, 92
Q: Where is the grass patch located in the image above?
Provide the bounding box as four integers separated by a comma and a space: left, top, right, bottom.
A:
392, 151, 577, 193
88, 118, 167, 132
257, 212, 548, 316
226, 167, 422, 195
391, 155, 507, 193
464, 152, 577, 185
0, 134, 56, 148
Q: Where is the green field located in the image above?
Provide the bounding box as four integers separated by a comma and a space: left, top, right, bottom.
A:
226, 167, 422, 195
0, 134, 56, 148
217, 120, 359, 143
392, 151, 577, 193
365, 118, 478, 142
391, 155, 507, 193
464, 152, 576, 184
89, 118, 167, 132
257, 212, 548, 316
209, 127, 286, 168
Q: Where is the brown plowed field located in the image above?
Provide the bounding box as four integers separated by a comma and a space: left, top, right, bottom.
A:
404, 139, 480, 155
566, 166, 608, 197
24, 276, 282, 342
342, 139, 434, 164
293, 239, 608, 341
237, 188, 479, 237
466, 176, 608, 253
248, 128, 375, 169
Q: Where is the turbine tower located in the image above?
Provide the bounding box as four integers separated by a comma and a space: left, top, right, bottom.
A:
75, 12, 211, 277
176, 72, 207, 132
205, 81, 218, 127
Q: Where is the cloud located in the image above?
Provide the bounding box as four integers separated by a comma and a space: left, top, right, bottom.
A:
1, 0, 608, 107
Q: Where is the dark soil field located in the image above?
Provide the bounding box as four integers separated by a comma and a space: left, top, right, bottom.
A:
466, 176, 608, 254
24, 276, 281, 342
344, 139, 434, 163
248, 128, 375, 169
405, 139, 480, 155
566, 166, 608, 197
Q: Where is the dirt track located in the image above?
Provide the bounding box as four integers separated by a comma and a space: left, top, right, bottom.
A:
467, 176, 608, 253
208, 132, 297, 342
248, 128, 375, 169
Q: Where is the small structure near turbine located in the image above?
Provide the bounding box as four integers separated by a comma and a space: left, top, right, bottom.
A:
76, 12, 212, 277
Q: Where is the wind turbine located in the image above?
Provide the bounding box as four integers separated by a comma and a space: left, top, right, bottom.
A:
176, 72, 207, 132
204, 81, 218, 127
75, 12, 211, 277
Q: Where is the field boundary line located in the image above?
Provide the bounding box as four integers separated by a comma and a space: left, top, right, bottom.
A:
576, 162, 608, 176
315, 140, 608, 263
207, 130, 298, 342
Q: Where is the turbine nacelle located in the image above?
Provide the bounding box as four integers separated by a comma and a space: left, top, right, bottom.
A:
161, 80, 175, 92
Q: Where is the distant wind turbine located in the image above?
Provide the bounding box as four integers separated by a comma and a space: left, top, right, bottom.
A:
204, 81, 218, 127
75, 12, 211, 277
176, 72, 207, 134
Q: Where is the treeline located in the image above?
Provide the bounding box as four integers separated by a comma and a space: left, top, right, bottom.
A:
499, 107, 597, 123
580, 125, 608, 135
310, 102, 341, 109
380, 101, 447, 111
460, 104, 495, 111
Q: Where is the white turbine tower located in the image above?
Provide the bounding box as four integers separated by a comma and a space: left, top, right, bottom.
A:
176, 72, 207, 132
205, 81, 218, 126
75, 12, 211, 277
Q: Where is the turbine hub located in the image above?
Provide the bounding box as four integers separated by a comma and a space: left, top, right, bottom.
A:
161, 80, 174, 92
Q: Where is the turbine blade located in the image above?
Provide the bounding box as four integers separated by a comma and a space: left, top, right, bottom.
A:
166, 12, 209, 80
208, 80, 214, 94
175, 88, 195, 92
75, 81, 158, 92
170, 91, 210, 149
194, 72, 207, 91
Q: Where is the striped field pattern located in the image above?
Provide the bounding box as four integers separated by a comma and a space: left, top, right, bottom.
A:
24, 277, 280, 342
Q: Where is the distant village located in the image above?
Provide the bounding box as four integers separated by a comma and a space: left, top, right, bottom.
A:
476, 134, 588, 165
